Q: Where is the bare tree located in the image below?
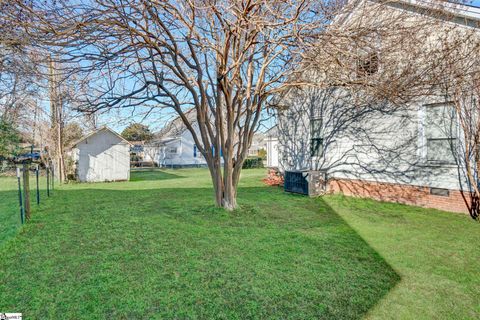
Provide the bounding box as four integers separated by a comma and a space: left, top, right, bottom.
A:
1, 0, 100, 180
12, 0, 479, 215
13, 0, 339, 209
0, 1, 40, 126
436, 30, 480, 220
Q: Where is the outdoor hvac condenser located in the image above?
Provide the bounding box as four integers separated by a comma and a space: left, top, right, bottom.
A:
284, 170, 327, 196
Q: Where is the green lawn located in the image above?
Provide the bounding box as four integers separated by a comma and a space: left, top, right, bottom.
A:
0, 168, 478, 319
0, 174, 22, 245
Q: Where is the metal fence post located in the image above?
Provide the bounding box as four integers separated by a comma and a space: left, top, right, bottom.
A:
36, 164, 40, 205
22, 162, 31, 221
46, 165, 50, 197
16, 167, 24, 224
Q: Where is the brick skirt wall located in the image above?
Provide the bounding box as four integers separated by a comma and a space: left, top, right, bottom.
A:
327, 178, 470, 214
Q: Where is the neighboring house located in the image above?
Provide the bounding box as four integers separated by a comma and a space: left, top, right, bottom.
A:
277, 0, 480, 213
129, 141, 157, 167
145, 111, 209, 168
265, 126, 279, 168
248, 133, 266, 157
148, 110, 265, 167
70, 127, 131, 182
130, 141, 145, 158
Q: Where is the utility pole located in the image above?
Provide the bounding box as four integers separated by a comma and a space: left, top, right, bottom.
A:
49, 55, 65, 183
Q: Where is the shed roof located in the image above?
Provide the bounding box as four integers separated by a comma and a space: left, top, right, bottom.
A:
70, 126, 132, 148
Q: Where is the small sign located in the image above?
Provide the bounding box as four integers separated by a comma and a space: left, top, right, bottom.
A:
0, 314, 22, 320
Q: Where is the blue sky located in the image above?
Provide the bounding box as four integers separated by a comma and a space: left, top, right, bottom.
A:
469, 0, 480, 7
84, 0, 480, 134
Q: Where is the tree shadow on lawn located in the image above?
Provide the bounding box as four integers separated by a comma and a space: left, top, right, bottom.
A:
129, 169, 186, 182
0, 186, 400, 319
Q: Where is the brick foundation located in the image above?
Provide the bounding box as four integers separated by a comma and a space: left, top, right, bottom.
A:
327, 178, 470, 214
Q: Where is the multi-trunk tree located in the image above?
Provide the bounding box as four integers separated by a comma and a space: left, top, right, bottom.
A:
14, 0, 338, 209
10, 0, 480, 216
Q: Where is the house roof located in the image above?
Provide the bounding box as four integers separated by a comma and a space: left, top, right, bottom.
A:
396, 0, 480, 24
339, 0, 480, 27
252, 132, 265, 143
264, 125, 278, 139
154, 109, 198, 141
70, 126, 132, 148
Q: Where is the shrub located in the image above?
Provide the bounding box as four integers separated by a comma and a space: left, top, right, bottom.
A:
258, 148, 267, 160
65, 156, 77, 181
242, 157, 264, 169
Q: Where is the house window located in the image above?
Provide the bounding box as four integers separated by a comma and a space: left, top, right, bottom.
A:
310, 118, 323, 157
424, 104, 457, 165
193, 144, 197, 158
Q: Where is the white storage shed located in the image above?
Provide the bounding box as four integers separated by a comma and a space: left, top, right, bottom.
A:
71, 127, 131, 182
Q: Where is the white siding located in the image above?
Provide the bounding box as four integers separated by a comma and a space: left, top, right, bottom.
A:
155, 124, 208, 167
74, 129, 130, 182
278, 87, 468, 191
276, 0, 479, 192
266, 138, 279, 167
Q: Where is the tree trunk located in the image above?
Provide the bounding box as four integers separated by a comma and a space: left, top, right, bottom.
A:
56, 111, 66, 183
49, 55, 66, 183
222, 149, 237, 210
221, 187, 237, 210
211, 176, 238, 211
207, 155, 238, 211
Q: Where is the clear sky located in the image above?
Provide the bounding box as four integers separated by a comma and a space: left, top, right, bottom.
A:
469, 0, 480, 7
95, 0, 480, 134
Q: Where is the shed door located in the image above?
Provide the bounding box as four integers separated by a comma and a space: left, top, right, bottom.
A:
77, 150, 94, 182
87, 154, 101, 181
101, 147, 115, 181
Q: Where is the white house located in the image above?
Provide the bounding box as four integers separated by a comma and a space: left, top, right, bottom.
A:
144, 111, 209, 168
146, 110, 268, 167
70, 126, 131, 182
277, 0, 480, 214
248, 133, 266, 157
265, 126, 279, 168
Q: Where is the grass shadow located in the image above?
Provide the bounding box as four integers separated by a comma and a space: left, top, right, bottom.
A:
129, 169, 186, 182
0, 183, 400, 319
